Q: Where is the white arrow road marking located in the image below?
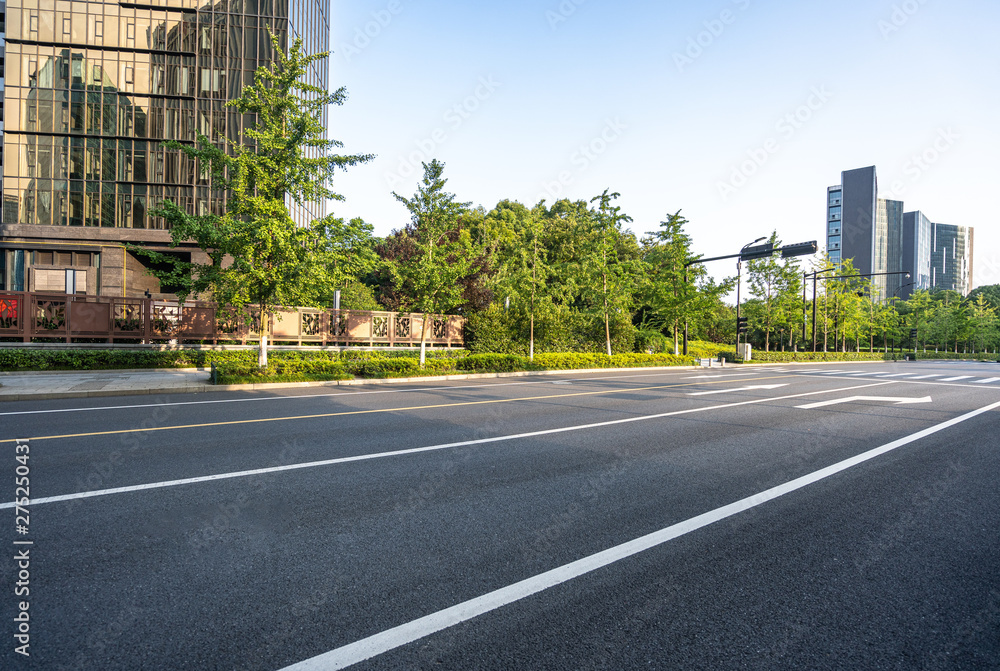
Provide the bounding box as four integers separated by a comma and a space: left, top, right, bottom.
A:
796, 395, 933, 409
687, 384, 788, 396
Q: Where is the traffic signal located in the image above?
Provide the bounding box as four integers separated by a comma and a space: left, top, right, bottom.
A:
779, 241, 819, 258
740, 243, 775, 261
736, 317, 748, 334
910, 329, 918, 339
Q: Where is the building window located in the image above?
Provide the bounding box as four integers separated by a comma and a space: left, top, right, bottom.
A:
29, 13, 38, 34
63, 17, 71, 36
95, 20, 103, 38
125, 66, 134, 84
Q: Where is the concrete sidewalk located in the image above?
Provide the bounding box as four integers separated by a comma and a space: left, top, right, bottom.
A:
0, 369, 215, 401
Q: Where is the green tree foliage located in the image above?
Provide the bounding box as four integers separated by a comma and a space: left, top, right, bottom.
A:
137, 33, 373, 367
580, 191, 637, 356
746, 232, 805, 351
389, 159, 486, 365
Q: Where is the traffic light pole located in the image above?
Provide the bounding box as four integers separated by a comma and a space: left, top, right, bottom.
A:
682, 240, 816, 356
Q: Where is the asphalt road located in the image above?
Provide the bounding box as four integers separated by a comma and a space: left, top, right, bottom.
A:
2, 360, 999, 670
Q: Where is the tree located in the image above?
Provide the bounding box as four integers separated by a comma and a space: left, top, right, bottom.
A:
580, 191, 636, 356
138, 33, 373, 367
969, 293, 999, 352
638, 210, 732, 354
746, 232, 803, 351
482, 200, 550, 359
390, 159, 484, 366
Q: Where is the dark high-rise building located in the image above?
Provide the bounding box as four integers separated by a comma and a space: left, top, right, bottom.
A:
827, 166, 974, 298
834, 166, 878, 278
0, 0, 330, 297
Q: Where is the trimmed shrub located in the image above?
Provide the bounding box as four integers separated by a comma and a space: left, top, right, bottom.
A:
458, 353, 531, 373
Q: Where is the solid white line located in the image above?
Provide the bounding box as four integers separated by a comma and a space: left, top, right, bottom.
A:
276, 398, 1000, 671
0, 372, 688, 417
0, 381, 894, 510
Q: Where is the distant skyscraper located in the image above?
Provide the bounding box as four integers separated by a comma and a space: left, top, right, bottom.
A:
901, 211, 933, 299
0, 0, 330, 297
826, 165, 973, 298
875, 197, 904, 298
931, 223, 974, 296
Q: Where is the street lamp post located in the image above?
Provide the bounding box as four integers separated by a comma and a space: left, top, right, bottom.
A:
735, 237, 766, 358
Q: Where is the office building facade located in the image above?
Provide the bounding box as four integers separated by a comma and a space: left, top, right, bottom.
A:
826, 165, 973, 299
0, 0, 330, 297
931, 223, 974, 296
901, 210, 933, 298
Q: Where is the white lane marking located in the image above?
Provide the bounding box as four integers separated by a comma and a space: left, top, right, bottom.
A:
275, 399, 1000, 671
0, 381, 894, 510
680, 373, 757, 380
687, 384, 788, 396
820, 371, 863, 375
0, 372, 691, 417
846, 372, 879, 376
795, 395, 932, 409
939, 376, 974, 382
908, 375, 943, 379
872, 373, 913, 378
973, 377, 1000, 384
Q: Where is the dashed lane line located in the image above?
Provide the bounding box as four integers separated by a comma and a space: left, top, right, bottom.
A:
0, 375, 801, 444
0, 381, 894, 510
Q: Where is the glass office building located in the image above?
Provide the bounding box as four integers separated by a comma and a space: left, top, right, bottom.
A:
901, 210, 933, 300
0, 0, 330, 296
931, 223, 974, 296
826, 166, 974, 300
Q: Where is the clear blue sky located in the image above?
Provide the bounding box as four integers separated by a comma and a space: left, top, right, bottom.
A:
327, 0, 999, 289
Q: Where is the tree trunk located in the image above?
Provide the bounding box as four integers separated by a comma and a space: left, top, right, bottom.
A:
419, 313, 429, 367
529, 312, 535, 361
258, 310, 269, 369
603, 272, 611, 357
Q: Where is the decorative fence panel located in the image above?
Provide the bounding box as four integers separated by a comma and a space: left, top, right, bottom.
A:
0, 292, 465, 347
